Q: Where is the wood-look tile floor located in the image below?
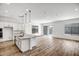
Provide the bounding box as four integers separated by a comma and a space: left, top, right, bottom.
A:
0, 36, 79, 56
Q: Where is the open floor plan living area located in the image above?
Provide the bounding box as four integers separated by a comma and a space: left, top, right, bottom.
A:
0, 3, 79, 56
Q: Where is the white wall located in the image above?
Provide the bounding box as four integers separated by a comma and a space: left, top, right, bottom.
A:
53, 18, 79, 41
41, 18, 79, 41
41, 22, 53, 35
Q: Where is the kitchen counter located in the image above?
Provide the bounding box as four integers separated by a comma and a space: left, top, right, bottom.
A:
16, 34, 42, 52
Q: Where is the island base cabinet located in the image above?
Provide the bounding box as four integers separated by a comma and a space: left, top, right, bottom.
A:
30, 37, 37, 49
16, 37, 38, 53
16, 38, 31, 53
20, 39, 30, 52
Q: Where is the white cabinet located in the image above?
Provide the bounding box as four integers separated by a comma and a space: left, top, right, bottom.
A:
16, 37, 31, 52
21, 39, 30, 52
16, 35, 41, 52
30, 37, 37, 48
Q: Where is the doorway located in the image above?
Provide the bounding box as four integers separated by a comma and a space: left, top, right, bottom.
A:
43, 26, 48, 35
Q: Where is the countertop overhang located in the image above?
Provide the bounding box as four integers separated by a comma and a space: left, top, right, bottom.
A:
16, 34, 42, 40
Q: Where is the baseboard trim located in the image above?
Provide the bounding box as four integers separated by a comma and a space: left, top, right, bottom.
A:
53, 37, 79, 42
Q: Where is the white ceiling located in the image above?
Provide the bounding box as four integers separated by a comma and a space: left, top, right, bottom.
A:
0, 3, 79, 23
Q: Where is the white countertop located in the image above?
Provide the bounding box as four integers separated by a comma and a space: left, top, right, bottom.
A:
16, 34, 42, 40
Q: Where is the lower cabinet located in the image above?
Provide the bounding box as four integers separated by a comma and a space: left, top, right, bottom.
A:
16, 36, 38, 53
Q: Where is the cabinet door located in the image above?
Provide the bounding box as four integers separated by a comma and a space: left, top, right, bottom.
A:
31, 37, 37, 48
21, 39, 30, 52
16, 39, 21, 49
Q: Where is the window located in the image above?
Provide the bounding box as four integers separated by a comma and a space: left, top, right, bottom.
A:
71, 23, 79, 34
65, 23, 79, 35
49, 27, 53, 34
32, 25, 38, 34
65, 25, 71, 34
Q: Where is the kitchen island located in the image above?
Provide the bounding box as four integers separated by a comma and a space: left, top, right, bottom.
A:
16, 34, 41, 52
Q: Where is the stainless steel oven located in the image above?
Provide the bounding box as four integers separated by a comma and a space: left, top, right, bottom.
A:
0, 28, 3, 38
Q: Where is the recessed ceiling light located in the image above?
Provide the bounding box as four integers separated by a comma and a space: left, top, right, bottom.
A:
26, 9, 29, 11
74, 8, 78, 11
